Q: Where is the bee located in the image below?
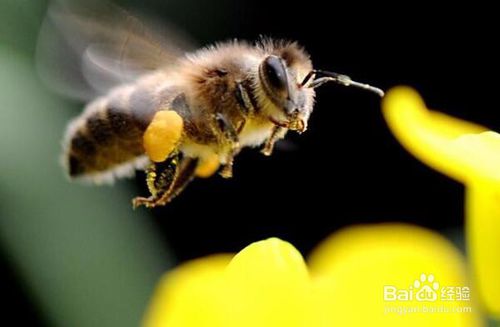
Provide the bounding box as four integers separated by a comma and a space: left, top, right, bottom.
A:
38, 2, 383, 208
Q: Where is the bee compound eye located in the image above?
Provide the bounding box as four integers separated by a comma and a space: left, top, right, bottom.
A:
262, 55, 288, 92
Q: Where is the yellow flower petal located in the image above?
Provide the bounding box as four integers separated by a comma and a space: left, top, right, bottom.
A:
224, 238, 311, 327
142, 239, 310, 327
142, 254, 233, 327
308, 224, 482, 327
466, 183, 500, 317
144, 231, 486, 326
452, 132, 500, 182
382, 87, 500, 317
381, 86, 487, 183
143, 110, 183, 162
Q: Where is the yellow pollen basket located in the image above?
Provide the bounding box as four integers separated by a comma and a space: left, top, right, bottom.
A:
195, 153, 220, 178
143, 110, 184, 162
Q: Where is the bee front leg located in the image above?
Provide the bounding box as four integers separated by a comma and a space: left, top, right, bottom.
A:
219, 146, 242, 178
215, 113, 241, 178
262, 126, 287, 156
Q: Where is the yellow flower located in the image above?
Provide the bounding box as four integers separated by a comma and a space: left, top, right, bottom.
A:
143, 224, 481, 327
382, 87, 500, 317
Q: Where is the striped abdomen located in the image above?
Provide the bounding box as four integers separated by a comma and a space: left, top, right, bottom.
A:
64, 80, 174, 181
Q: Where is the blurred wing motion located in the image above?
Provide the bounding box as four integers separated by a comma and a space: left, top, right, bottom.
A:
36, 0, 195, 101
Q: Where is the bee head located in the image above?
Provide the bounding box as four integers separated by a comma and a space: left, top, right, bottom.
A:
257, 40, 384, 133
257, 42, 315, 133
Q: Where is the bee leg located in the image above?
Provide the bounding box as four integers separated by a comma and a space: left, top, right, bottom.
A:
235, 81, 255, 115
219, 148, 236, 178
215, 113, 239, 143
262, 126, 287, 156
152, 156, 198, 207
220, 161, 233, 178
132, 153, 198, 208
215, 113, 241, 178
132, 153, 180, 208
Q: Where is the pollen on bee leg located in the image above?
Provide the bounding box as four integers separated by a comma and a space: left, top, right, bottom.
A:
143, 110, 183, 162
195, 153, 220, 178
219, 159, 234, 178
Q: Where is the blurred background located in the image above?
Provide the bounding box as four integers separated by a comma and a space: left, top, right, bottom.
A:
0, 0, 497, 326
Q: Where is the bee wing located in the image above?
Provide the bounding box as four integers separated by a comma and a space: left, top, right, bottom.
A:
36, 1, 195, 101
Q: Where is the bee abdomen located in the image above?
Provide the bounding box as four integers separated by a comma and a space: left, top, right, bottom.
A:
65, 87, 151, 180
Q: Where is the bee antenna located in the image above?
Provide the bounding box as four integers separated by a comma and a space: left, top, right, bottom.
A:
301, 70, 384, 97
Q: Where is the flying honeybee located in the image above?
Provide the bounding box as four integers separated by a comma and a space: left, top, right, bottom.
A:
37, 2, 383, 208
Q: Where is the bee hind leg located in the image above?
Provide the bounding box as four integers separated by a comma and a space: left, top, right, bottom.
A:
132, 152, 198, 209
